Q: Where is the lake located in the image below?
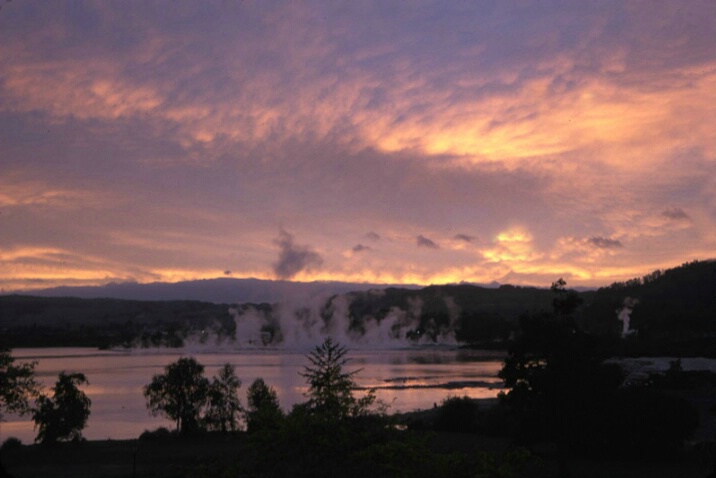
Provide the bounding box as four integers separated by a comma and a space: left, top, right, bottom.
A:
1, 346, 506, 444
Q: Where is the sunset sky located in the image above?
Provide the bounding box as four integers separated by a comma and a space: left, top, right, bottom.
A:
1, 1, 714, 292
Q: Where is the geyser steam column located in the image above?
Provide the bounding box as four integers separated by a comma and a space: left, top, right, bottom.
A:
617, 297, 639, 337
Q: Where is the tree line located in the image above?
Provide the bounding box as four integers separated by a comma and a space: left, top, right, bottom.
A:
142, 338, 378, 435
0, 338, 376, 443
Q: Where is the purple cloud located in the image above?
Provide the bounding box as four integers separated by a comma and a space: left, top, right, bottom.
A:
587, 237, 623, 249
417, 235, 439, 249
454, 234, 475, 243
662, 208, 690, 221
273, 230, 323, 280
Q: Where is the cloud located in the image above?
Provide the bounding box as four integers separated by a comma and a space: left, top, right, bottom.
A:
416, 235, 439, 249
273, 230, 323, 280
0, 2, 714, 290
483, 229, 541, 263
661, 208, 690, 221
454, 234, 475, 243
587, 236, 624, 249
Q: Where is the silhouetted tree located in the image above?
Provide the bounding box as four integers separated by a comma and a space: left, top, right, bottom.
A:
143, 357, 209, 433
203, 363, 243, 432
0, 347, 39, 420
499, 280, 622, 443
32, 372, 91, 444
245, 377, 284, 433
550, 277, 583, 317
300, 338, 376, 420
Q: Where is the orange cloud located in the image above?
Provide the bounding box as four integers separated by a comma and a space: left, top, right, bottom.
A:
0, 177, 98, 209
482, 228, 541, 263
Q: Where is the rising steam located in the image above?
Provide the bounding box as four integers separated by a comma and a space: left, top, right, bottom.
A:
229, 290, 460, 349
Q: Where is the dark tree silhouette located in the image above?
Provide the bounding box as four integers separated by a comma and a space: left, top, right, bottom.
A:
300, 338, 375, 420
143, 357, 209, 433
499, 279, 621, 443
0, 347, 39, 420
32, 372, 91, 444
498, 279, 698, 457
203, 363, 243, 432
550, 277, 583, 316
245, 377, 284, 433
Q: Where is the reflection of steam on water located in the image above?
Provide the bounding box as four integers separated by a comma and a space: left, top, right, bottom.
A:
230, 291, 460, 349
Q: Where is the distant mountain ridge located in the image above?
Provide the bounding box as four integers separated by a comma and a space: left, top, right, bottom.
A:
14, 278, 429, 304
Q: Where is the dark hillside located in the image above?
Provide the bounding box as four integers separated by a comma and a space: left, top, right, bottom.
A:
0, 295, 235, 348
580, 260, 716, 355
345, 284, 558, 344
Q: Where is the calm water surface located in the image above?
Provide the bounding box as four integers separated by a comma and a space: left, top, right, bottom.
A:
1, 347, 505, 443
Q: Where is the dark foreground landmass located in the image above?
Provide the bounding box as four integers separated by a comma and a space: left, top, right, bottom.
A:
1, 424, 711, 478
3, 388, 716, 478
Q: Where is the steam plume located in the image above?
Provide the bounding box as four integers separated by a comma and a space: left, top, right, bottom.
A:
617, 296, 639, 337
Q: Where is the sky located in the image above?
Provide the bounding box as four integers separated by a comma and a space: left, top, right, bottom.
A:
1, 1, 715, 292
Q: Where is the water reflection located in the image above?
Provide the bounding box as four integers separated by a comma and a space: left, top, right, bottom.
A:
1, 347, 505, 443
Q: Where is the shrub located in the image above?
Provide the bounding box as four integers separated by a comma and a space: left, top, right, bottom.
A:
0, 437, 22, 452
139, 427, 174, 441
434, 396, 480, 433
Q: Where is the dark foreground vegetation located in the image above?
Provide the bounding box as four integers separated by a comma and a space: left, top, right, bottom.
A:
1, 399, 713, 478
